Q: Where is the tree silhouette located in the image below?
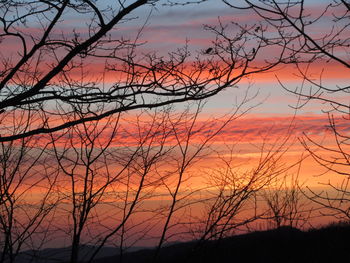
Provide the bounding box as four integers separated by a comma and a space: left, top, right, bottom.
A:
0, 120, 59, 263
5, 1, 349, 261
0, 0, 288, 142
223, 0, 350, 222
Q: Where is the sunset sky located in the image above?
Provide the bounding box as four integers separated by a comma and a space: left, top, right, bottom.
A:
1, 0, 349, 252
112, 0, 349, 184
2, 0, 348, 205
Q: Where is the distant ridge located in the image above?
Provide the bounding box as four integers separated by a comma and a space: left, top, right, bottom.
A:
4, 223, 350, 263
92, 223, 350, 263
6, 245, 145, 263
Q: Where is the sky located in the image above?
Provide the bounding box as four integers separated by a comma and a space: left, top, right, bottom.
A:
1, 0, 349, 250
111, 0, 349, 183
3, 0, 347, 194
49, 0, 348, 115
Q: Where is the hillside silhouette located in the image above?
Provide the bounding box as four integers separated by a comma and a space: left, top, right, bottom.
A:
91, 222, 350, 263
5, 223, 349, 263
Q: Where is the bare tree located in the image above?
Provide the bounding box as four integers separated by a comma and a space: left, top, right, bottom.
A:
0, 0, 289, 142
222, 0, 349, 116
5, 1, 350, 261
196, 138, 290, 242
222, 0, 350, 222
49, 94, 257, 262
0, 114, 58, 263
48, 107, 177, 263
152, 98, 253, 260
262, 172, 311, 229
301, 115, 350, 221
